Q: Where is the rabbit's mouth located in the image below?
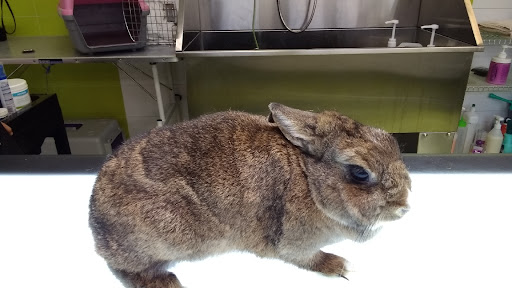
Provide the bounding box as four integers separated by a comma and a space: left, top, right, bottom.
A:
380, 203, 410, 222
353, 221, 384, 242
336, 213, 385, 242
352, 202, 409, 241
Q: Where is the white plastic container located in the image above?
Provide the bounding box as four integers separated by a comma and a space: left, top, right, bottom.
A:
41, 119, 124, 155
462, 104, 479, 153
485, 116, 504, 153
7, 79, 31, 110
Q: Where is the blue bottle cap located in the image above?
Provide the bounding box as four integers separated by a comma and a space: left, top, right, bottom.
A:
0, 64, 6, 80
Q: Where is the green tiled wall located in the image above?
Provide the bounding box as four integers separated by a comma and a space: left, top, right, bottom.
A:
3, 0, 68, 36
7, 64, 127, 131
4, 0, 128, 136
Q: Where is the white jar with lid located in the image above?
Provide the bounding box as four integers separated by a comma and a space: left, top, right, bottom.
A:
8, 79, 31, 110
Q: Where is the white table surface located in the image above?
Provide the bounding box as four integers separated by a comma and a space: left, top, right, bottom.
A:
1, 172, 511, 288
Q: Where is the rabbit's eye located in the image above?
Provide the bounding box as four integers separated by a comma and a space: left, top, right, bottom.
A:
348, 165, 370, 184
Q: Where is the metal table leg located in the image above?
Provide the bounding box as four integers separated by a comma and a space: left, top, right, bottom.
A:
151, 63, 166, 127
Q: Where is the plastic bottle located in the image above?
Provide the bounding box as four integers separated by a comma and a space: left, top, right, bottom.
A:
0, 63, 16, 114
502, 120, 508, 135
462, 104, 479, 153
453, 111, 467, 154
486, 45, 512, 85
503, 120, 512, 154
484, 116, 504, 153
471, 129, 487, 154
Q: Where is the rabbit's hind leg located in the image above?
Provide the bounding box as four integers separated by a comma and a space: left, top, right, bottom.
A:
109, 262, 183, 288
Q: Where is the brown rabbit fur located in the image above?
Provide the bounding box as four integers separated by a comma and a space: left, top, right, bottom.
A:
89, 103, 411, 288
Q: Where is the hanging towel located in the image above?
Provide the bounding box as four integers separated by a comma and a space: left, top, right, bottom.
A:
479, 20, 512, 37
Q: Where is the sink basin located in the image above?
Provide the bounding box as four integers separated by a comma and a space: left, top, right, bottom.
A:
180, 28, 477, 56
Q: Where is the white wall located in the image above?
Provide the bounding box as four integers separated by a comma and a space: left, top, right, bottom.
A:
472, 0, 512, 22
464, 0, 512, 130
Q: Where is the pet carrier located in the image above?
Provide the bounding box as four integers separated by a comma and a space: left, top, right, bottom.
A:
58, 0, 150, 54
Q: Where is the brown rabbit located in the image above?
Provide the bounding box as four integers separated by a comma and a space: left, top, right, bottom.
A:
89, 103, 411, 288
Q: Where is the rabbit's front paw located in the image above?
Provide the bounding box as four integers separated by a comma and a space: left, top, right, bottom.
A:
310, 251, 354, 279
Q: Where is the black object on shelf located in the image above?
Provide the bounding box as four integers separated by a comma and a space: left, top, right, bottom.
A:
471, 67, 488, 77
1, 94, 71, 155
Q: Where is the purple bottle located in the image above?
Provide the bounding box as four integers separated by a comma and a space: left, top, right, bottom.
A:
486, 45, 511, 85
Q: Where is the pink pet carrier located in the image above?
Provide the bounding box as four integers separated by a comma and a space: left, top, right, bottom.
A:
58, 0, 150, 53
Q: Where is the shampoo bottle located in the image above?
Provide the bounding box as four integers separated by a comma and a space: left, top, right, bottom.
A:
484, 116, 504, 153
486, 45, 511, 85
463, 104, 479, 153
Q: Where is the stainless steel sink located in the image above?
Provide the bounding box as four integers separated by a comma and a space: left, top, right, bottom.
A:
184, 28, 473, 51
175, 0, 484, 135
179, 28, 479, 57
177, 0, 482, 57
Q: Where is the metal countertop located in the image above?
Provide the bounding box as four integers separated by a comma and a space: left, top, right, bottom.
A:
0, 154, 511, 175
0, 36, 178, 64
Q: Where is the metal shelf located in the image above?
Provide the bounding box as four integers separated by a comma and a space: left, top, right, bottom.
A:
480, 31, 512, 46
0, 36, 181, 126
0, 36, 178, 64
466, 73, 512, 92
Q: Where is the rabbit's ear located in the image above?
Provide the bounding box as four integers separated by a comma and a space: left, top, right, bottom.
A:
268, 103, 322, 156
